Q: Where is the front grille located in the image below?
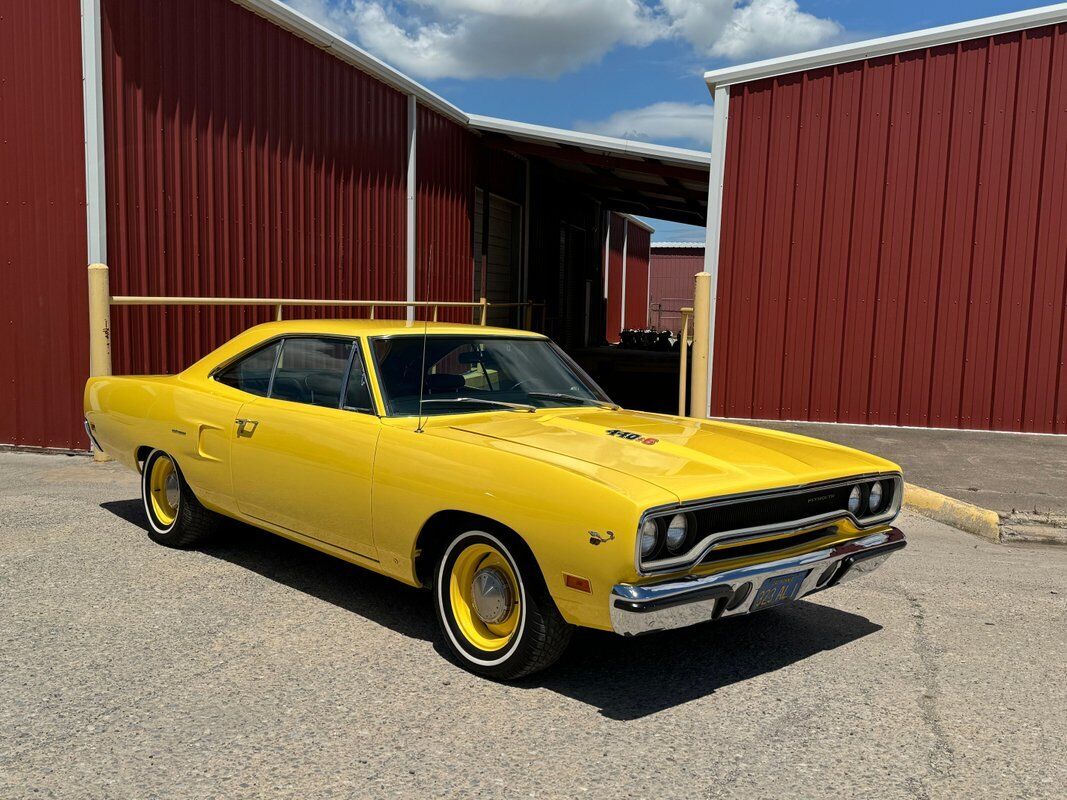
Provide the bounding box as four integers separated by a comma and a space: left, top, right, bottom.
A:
690, 483, 854, 541
699, 526, 838, 565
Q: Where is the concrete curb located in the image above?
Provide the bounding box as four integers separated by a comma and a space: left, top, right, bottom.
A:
903, 483, 1002, 543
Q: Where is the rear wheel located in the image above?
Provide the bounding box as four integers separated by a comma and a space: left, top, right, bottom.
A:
434, 529, 571, 680
141, 449, 217, 548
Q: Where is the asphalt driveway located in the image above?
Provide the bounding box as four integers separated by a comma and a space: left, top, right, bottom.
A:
1, 451, 1064, 799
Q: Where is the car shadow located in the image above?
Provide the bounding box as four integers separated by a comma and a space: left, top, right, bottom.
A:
531, 601, 881, 720
102, 499, 883, 720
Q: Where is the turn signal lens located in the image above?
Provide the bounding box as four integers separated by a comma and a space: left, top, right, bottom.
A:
665, 514, 688, 553
640, 518, 660, 558
848, 485, 863, 515
868, 481, 884, 513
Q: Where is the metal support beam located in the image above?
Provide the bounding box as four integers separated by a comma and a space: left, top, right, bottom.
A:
405, 94, 417, 322
700, 85, 730, 417
80, 0, 107, 265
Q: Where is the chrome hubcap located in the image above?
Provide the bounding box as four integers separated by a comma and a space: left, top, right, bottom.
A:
164, 472, 180, 511
470, 567, 512, 624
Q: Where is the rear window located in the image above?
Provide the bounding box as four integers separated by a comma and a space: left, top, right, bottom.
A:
215, 341, 280, 397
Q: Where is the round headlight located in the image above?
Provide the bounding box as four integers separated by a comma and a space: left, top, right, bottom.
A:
640, 518, 660, 558
868, 481, 884, 513
848, 485, 863, 515
665, 514, 688, 553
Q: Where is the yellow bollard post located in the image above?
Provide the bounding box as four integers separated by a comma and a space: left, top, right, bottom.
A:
689, 272, 711, 419
87, 263, 113, 462
433, 305, 439, 322
275, 303, 283, 321
479, 297, 488, 326
678, 310, 691, 417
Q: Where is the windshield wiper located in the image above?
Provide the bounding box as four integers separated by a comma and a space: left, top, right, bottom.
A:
419, 397, 536, 412
526, 392, 619, 410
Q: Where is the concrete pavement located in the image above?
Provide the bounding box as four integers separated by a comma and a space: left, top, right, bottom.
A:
1, 451, 1065, 799
734, 419, 1067, 530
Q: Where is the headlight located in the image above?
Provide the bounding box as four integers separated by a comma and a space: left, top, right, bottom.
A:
640, 518, 660, 558
665, 514, 688, 553
848, 485, 862, 515
868, 481, 884, 513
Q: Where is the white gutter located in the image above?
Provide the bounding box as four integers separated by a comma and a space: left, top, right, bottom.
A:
405, 94, 417, 323
704, 2, 1067, 92
701, 87, 730, 417
80, 0, 107, 264
622, 214, 656, 234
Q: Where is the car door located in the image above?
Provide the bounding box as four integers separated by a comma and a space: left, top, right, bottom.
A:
228, 336, 381, 559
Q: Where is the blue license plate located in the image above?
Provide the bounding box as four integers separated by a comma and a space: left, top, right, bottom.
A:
750, 571, 808, 611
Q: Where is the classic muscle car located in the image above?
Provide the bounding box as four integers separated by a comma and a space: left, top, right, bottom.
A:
84, 320, 905, 679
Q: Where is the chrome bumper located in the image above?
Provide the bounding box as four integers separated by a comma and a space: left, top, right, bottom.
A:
609, 528, 905, 636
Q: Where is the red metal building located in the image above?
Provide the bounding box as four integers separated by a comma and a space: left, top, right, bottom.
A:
703, 5, 1067, 434
602, 214, 654, 342
1, 0, 708, 450
648, 243, 704, 332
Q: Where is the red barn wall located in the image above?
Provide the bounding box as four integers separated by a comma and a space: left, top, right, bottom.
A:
713, 25, 1067, 433
649, 247, 703, 332
622, 222, 651, 329
604, 213, 627, 342
0, 0, 90, 449
417, 108, 473, 322
101, 0, 408, 378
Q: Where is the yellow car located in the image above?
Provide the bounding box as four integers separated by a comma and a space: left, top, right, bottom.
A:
84, 320, 905, 679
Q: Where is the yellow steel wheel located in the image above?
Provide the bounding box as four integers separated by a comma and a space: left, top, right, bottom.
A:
448, 542, 521, 652
148, 453, 181, 528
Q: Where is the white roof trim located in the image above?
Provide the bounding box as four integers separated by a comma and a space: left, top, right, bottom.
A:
468, 114, 711, 169
704, 2, 1067, 91
652, 241, 705, 248
233, 0, 466, 123
621, 215, 656, 233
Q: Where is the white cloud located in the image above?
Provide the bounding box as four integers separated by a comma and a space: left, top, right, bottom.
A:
575, 101, 714, 148
708, 0, 842, 59
302, 1, 665, 80
287, 0, 842, 80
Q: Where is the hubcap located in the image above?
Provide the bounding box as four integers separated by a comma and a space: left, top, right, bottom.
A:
470, 567, 513, 624
164, 472, 180, 511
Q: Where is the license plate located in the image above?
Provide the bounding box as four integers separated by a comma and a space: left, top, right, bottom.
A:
750, 571, 808, 611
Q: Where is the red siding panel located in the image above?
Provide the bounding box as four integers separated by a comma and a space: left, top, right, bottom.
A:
648, 247, 703, 331
101, 0, 407, 377
715, 25, 1067, 433
604, 213, 626, 342
0, 0, 89, 449
417, 107, 473, 322
623, 221, 651, 329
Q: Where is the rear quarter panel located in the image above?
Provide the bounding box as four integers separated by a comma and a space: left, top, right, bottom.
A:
84, 375, 241, 514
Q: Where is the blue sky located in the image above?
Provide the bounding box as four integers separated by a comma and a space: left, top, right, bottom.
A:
285, 0, 1048, 240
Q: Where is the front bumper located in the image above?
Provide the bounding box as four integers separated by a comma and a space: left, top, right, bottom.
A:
609, 527, 905, 636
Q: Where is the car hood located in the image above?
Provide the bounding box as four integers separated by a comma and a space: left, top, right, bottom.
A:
452, 408, 899, 503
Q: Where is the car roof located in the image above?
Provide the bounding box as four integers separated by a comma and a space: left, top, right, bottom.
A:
243, 319, 546, 339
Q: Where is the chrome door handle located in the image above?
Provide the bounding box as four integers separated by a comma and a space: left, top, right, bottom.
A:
235, 418, 259, 438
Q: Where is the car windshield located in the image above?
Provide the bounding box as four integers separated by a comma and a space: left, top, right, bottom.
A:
370, 335, 613, 416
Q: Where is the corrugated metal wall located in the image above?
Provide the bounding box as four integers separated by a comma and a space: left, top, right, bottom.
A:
714, 25, 1067, 433
0, 0, 89, 449
649, 246, 703, 332
623, 222, 651, 329
603, 213, 627, 342
101, 0, 408, 377
417, 108, 473, 322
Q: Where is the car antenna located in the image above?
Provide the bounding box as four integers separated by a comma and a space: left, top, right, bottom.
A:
415, 313, 429, 433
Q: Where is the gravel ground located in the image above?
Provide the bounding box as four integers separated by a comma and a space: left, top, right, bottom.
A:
1, 450, 1065, 799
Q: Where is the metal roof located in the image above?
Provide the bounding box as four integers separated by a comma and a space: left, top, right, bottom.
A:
651, 241, 704, 248
704, 2, 1067, 92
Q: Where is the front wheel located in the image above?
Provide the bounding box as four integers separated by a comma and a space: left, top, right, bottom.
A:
141, 449, 218, 548
434, 530, 572, 680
